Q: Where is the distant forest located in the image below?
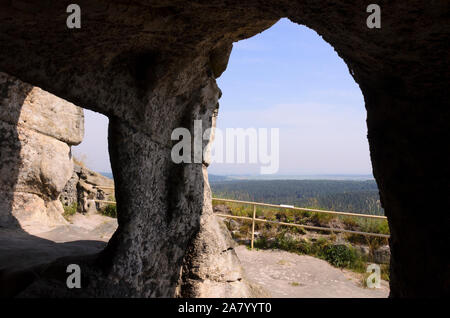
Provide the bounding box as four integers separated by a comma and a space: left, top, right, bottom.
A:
210, 179, 384, 215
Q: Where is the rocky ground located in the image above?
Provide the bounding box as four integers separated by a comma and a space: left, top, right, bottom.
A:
1, 208, 389, 298
235, 245, 389, 298
0, 213, 117, 275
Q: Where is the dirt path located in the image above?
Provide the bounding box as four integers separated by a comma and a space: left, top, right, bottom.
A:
235, 245, 389, 298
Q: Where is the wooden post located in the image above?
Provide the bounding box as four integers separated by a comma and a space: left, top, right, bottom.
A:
251, 204, 256, 249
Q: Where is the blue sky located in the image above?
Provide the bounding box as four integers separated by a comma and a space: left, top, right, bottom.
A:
73, 18, 372, 176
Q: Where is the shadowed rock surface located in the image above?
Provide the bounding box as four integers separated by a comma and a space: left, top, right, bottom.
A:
0, 1, 449, 297
0, 72, 84, 229
0, 213, 117, 298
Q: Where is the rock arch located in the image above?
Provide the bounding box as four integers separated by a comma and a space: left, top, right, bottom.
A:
0, 1, 448, 297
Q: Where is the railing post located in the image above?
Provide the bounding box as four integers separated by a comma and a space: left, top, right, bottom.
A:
251, 204, 256, 249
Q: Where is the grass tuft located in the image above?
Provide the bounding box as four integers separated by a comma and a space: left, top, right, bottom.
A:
101, 204, 117, 218
63, 203, 78, 221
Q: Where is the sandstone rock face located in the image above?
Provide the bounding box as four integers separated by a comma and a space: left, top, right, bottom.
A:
61, 163, 115, 213
373, 245, 390, 265
178, 169, 265, 297
355, 245, 390, 265
0, 72, 84, 229
60, 170, 79, 207
0, 1, 448, 298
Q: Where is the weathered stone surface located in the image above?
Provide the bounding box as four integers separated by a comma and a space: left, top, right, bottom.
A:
9, 193, 67, 230
178, 169, 263, 297
0, 72, 84, 228
60, 171, 79, 207
0, 1, 448, 298
373, 245, 390, 265
79, 166, 115, 212
61, 164, 115, 213
0, 73, 84, 145
79, 166, 114, 189
355, 244, 390, 265
16, 125, 73, 200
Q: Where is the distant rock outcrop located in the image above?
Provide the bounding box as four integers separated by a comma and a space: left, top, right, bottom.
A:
61, 164, 115, 214
0, 72, 84, 229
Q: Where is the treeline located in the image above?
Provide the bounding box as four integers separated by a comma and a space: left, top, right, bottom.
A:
210, 179, 384, 215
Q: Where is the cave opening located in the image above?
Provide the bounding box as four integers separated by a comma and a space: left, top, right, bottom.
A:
208, 19, 389, 297
68, 108, 117, 237
0, 92, 118, 297
0, 1, 446, 298
211, 18, 373, 178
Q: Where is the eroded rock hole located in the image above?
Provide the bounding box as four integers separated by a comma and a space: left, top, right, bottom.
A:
0, 78, 117, 296
208, 19, 389, 297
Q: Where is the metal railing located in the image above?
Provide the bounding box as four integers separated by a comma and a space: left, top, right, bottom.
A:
94, 185, 389, 249
93, 185, 116, 204
213, 198, 389, 249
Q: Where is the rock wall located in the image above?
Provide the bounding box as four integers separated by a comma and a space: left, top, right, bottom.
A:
0, 71, 254, 298
0, 1, 448, 297
177, 169, 265, 297
0, 72, 84, 229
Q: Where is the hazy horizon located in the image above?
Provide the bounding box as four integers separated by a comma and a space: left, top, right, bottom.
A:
99, 171, 374, 182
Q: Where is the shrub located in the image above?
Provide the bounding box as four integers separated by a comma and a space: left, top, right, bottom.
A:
239, 223, 250, 236
342, 216, 358, 229
63, 203, 78, 221
359, 219, 389, 235
300, 210, 312, 218
322, 244, 358, 268
254, 237, 270, 249
102, 204, 117, 218
275, 235, 299, 252
345, 218, 389, 250
380, 264, 390, 281
310, 212, 334, 226
290, 226, 306, 235
296, 239, 313, 254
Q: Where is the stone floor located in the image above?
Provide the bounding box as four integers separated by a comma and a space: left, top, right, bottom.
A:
1, 213, 389, 298
235, 245, 389, 298
0, 213, 117, 272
